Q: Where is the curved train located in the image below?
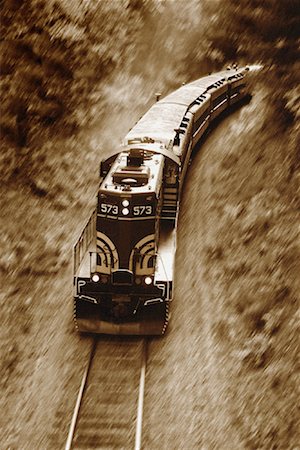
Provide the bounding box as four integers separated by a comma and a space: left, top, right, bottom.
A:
73, 65, 251, 335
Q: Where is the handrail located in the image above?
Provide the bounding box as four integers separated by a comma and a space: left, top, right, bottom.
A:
74, 209, 96, 274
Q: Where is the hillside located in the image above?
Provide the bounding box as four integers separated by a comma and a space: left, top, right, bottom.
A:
1, 0, 299, 448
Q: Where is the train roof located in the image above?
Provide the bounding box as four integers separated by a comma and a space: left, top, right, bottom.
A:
159, 85, 206, 106
125, 102, 187, 146
188, 74, 225, 88
103, 66, 249, 166
100, 151, 164, 196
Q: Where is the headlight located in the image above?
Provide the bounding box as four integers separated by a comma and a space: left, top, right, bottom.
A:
135, 276, 142, 285
144, 276, 153, 285
92, 273, 100, 282
122, 208, 129, 215
122, 199, 129, 207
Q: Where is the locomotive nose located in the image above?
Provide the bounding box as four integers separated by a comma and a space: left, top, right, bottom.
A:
112, 302, 129, 319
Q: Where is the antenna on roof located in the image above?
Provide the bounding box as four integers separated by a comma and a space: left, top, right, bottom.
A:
155, 92, 161, 102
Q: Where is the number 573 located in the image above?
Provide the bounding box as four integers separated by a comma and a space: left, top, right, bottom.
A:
133, 205, 152, 215
100, 203, 118, 214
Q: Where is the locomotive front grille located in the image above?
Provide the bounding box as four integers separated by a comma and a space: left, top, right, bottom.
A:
112, 269, 133, 285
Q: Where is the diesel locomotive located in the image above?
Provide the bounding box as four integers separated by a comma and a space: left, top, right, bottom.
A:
73, 65, 252, 335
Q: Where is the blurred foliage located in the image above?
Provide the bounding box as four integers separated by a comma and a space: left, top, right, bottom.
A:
221, 0, 299, 121
0, 0, 142, 183
186, 0, 300, 123
207, 0, 299, 64
0, 0, 299, 185
1, 3, 299, 448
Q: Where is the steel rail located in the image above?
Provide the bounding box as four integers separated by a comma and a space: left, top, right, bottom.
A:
135, 339, 148, 450
64, 337, 148, 450
65, 339, 97, 450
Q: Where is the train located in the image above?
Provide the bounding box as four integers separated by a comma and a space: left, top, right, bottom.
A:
73, 65, 252, 335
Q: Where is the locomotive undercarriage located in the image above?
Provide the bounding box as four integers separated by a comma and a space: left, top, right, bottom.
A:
74, 281, 170, 335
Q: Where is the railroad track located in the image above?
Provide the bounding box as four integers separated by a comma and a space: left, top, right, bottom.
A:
65, 337, 148, 450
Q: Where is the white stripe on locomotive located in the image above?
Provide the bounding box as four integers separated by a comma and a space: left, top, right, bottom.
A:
129, 234, 155, 275
96, 231, 119, 273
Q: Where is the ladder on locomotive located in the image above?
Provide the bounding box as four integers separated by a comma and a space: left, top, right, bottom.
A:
161, 185, 178, 221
